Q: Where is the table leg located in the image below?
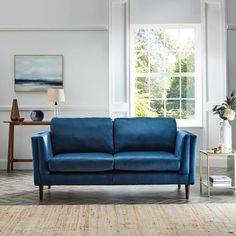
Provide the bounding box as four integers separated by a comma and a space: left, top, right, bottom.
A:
10, 124, 15, 172
7, 123, 14, 173
7, 124, 12, 172
234, 155, 236, 190
207, 155, 210, 197
199, 152, 202, 193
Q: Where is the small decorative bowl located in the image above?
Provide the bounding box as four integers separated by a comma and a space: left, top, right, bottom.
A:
30, 110, 44, 121
18, 118, 25, 122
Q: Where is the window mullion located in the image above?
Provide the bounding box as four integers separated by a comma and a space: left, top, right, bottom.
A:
164, 79, 167, 117
148, 29, 151, 116
163, 31, 167, 118
179, 29, 182, 120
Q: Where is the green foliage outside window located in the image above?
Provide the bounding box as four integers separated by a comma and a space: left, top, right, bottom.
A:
134, 28, 195, 119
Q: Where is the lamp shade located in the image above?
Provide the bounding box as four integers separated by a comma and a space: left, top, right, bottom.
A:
47, 88, 65, 103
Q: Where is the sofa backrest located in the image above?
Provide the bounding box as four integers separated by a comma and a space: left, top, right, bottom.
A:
51, 117, 113, 154
114, 118, 177, 153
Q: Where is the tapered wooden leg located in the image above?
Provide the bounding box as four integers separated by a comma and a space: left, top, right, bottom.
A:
7, 124, 14, 173
10, 124, 14, 172
48, 185, 51, 189
185, 184, 190, 199
39, 186, 44, 201
7, 124, 11, 173
178, 184, 181, 190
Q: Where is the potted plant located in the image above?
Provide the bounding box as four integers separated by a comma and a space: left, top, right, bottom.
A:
213, 91, 236, 152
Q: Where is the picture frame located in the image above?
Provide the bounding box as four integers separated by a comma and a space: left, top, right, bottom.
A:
14, 55, 63, 91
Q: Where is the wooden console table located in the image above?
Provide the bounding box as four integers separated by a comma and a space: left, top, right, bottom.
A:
4, 121, 51, 173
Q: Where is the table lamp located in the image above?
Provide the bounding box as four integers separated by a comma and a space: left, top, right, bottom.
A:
47, 88, 65, 117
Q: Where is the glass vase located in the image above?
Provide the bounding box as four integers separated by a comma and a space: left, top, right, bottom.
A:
10, 99, 20, 121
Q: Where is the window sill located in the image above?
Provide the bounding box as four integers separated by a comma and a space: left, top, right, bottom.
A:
177, 125, 204, 128
176, 119, 203, 128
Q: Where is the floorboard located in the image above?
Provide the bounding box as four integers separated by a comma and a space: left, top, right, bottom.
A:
0, 169, 235, 205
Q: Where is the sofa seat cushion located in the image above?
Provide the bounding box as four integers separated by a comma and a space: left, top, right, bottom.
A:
48, 153, 114, 172
114, 151, 180, 171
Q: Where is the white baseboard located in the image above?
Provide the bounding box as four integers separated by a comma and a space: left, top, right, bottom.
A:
0, 159, 32, 170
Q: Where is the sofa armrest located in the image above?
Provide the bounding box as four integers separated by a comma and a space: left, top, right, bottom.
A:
175, 130, 191, 175
31, 131, 53, 185
175, 130, 197, 184
184, 131, 197, 184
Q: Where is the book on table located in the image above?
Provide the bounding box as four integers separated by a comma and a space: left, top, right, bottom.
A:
209, 175, 232, 187
209, 175, 232, 182
210, 182, 232, 187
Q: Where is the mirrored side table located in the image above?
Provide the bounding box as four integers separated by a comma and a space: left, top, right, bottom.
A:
199, 150, 236, 197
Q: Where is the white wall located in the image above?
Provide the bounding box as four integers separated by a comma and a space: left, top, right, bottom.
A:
0, 0, 108, 25
130, 0, 201, 24
227, 0, 236, 24
0, 0, 109, 169
227, 0, 236, 150
0, 31, 109, 109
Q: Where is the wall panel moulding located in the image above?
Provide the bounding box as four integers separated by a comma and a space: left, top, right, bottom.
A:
0, 105, 107, 113
109, 0, 130, 118
0, 25, 108, 31
227, 25, 236, 30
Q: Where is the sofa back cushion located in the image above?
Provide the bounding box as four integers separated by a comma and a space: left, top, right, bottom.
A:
114, 118, 177, 153
51, 118, 113, 154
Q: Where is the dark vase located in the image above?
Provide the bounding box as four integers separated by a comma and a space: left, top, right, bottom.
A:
30, 110, 44, 121
10, 99, 20, 121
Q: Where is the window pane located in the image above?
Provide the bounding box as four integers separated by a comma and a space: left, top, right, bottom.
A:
149, 29, 165, 50
135, 29, 148, 51
180, 29, 194, 49
182, 77, 195, 98
166, 100, 180, 119
150, 77, 165, 98
135, 50, 149, 73
150, 100, 164, 117
180, 29, 195, 72
166, 51, 179, 72
150, 51, 165, 72
133, 26, 198, 122
136, 77, 149, 99
166, 77, 180, 98
181, 51, 195, 72
165, 29, 180, 51
182, 100, 195, 119
135, 99, 149, 117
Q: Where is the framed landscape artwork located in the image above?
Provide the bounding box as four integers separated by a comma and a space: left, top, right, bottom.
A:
14, 55, 63, 91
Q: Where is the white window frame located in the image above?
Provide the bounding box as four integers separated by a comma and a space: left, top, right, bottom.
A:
130, 24, 202, 127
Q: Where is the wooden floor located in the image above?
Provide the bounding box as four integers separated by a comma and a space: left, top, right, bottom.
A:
0, 169, 236, 205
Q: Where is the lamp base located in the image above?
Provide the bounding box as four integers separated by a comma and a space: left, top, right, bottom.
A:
53, 104, 60, 117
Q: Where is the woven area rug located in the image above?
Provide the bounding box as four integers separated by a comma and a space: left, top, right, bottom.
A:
0, 204, 235, 236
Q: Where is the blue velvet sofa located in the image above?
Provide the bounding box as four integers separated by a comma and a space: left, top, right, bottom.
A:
31, 117, 197, 200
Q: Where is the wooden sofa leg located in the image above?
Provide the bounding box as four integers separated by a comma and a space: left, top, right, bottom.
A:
48, 185, 51, 189
39, 185, 44, 201
177, 184, 181, 190
185, 184, 190, 199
